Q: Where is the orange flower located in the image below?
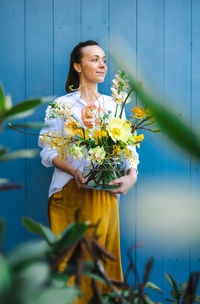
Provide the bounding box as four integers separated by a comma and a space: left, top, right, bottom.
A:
81, 104, 104, 129
64, 119, 83, 137
131, 106, 146, 119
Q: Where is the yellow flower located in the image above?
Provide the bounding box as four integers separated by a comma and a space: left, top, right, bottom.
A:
131, 106, 146, 119
108, 118, 131, 143
64, 119, 83, 137
92, 129, 107, 144
132, 130, 144, 148
84, 129, 90, 140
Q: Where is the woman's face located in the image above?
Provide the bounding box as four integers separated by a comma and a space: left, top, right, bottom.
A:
74, 45, 107, 84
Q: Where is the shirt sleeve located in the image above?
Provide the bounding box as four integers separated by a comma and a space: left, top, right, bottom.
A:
121, 108, 140, 174
38, 117, 61, 168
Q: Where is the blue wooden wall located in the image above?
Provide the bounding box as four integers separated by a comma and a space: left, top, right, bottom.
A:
0, 0, 200, 301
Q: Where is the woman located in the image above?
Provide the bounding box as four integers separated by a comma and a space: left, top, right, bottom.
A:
39, 40, 139, 302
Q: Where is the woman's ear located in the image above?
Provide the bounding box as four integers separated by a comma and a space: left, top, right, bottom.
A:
73, 62, 81, 73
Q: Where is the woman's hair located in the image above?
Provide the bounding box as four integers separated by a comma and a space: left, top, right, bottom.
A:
65, 40, 100, 93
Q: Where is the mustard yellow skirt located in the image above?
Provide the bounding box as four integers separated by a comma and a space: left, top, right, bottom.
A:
48, 178, 123, 303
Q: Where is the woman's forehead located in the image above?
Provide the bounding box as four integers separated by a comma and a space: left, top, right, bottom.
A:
82, 45, 105, 58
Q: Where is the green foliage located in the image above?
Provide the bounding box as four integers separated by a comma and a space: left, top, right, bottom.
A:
111, 48, 200, 162
22, 217, 57, 245
127, 77, 200, 161
164, 272, 200, 304
0, 82, 52, 188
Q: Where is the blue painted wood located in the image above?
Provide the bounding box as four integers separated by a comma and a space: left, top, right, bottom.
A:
110, 0, 137, 286
25, 0, 54, 240
0, 0, 26, 251
0, 0, 200, 299
54, 0, 82, 96
135, 0, 165, 301
191, 0, 200, 293
82, 0, 110, 94
163, 0, 191, 298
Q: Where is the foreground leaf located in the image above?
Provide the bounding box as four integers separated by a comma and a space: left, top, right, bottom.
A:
0, 254, 12, 296
55, 223, 88, 251
22, 217, 57, 245
111, 42, 200, 161
0, 149, 38, 163
8, 240, 50, 270
145, 281, 162, 294
4, 97, 51, 121
0, 82, 4, 111
16, 262, 49, 291
28, 287, 80, 304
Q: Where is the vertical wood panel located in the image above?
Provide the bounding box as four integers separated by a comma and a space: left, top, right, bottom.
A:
82, 0, 110, 94
190, 0, 200, 292
25, 0, 54, 237
163, 0, 191, 298
110, 0, 137, 284
54, 0, 82, 96
0, 0, 26, 251
136, 0, 165, 300
0, 1, 200, 299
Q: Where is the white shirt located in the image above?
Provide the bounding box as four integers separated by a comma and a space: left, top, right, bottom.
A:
38, 91, 139, 198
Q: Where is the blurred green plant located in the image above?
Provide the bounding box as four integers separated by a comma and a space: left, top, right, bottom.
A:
164, 272, 200, 304
0, 82, 51, 190
110, 44, 200, 162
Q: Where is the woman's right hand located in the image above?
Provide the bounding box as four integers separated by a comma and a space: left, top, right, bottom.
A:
74, 170, 87, 190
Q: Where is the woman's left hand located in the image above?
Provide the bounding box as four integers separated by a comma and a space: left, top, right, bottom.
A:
108, 168, 137, 195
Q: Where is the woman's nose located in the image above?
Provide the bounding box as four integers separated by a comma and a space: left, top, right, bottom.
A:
99, 60, 106, 68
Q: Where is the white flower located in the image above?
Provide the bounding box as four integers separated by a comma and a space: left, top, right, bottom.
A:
69, 144, 86, 160
87, 146, 106, 165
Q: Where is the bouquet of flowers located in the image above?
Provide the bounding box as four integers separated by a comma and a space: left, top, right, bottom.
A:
41, 71, 159, 190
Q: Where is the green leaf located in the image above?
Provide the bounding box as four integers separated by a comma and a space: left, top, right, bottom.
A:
164, 273, 180, 300
22, 217, 57, 245
4, 96, 51, 121
7, 121, 45, 130
0, 146, 8, 157
0, 178, 9, 185
143, 296, 155, 304
0, 82, 5, 111
55, 222, 88, 251
145, 281, 162, 294
28, 287, 80, 304
179, 281, 187, 295
84, 271, 106, 285
0, 149, 38, 163
0, 254, 12, 296
50, 272, 69, 288
17, 262, 49, 291
4, 95, 12, 111
195, 295, 200, 303
8, 240, 49, 269
111, 44, 200, 162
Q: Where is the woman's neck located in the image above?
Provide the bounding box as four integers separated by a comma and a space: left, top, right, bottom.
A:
79, 82, 101, 105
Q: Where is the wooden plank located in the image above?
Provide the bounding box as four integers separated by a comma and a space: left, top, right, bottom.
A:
0, 0, 26, 251
163, 0, 191, 298
190, 0, 200, 292
135, 0, 165, 301
110, 0, 137, 285
82, 0, 109, 94
25, 0, 54, 238
54, 0, 82, 96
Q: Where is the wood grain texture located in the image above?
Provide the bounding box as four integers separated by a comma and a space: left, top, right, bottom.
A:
0, 0, 199, 300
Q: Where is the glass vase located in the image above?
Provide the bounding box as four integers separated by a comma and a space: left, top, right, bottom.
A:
83, 159, 125, 190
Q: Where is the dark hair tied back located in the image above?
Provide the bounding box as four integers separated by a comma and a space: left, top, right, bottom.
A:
65, 40, 99, 93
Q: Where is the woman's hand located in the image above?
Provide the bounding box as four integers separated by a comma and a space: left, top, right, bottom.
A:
74, 169, 87, 190
108, 168, 137, 195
